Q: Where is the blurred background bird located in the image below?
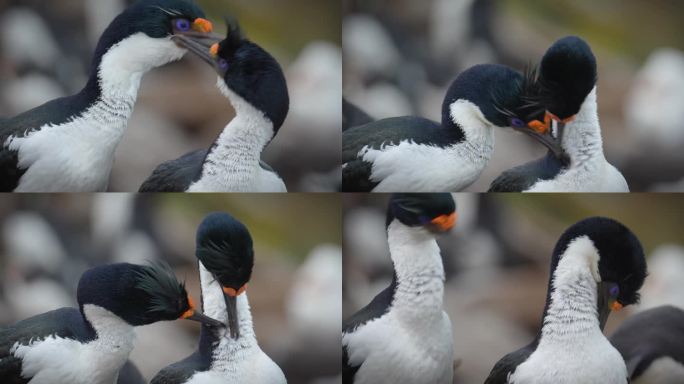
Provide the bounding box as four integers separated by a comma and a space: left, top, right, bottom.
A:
343, 0, 684, 191
343, 193, 684, 383
0, 0, 341, 192
0, 194, 342, 383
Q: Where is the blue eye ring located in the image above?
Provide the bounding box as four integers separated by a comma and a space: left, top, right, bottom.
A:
218, 59, 229, 71
175, 19, 191, 32
510, 117, 525, 128
609, 284, 620, 298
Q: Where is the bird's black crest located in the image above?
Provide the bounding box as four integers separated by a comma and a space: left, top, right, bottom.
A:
196, 212, 254, 289
134, 260, 188, 314
491, 64, 545, 124
216, 17, 245, 56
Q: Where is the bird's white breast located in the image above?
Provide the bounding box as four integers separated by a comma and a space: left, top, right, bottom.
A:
344, 310, 454, 384
10, 305, 135, 384
185, 349, 286, 384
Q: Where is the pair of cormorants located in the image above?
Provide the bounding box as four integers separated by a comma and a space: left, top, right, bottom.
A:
0, 212, 283, 384
343, 36, 628, 192
344, 194, 681, 383
1, 0, 288, 192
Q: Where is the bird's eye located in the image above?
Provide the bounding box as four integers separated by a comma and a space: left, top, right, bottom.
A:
218, 59, 229, 71
175, 18, 191, 32
609, 285, 620, 298
510, 117, 525, 128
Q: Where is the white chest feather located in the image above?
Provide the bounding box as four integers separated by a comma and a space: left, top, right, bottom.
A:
194, 264, 286, 384
509, 237, 627, 384
360, 100, 494, 192
11, 305, 135, 384
343, 223, 454, 384
188, 80, 284, 192
527, 88, 629, 193
5, 33, 186, 192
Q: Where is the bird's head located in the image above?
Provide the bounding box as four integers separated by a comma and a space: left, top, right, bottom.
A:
195, 212, 254, 339
173, 19, 289, 133
91, 0, 218, 77
386, 193, 457, 234
442, 64, 566, 160
550, 217, 647, 328
76, 262, 223, 327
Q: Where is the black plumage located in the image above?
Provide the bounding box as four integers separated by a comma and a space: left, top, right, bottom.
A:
610, 305, 684, 380
488, 151, 565, 192
150, 327, 220, 384
342, 98, 374, 131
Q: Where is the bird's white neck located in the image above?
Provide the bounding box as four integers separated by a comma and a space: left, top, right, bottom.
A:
198, 262, 258, 360
540, 236, 602, 343
387, 221, 445, 326
449, 99, 495, 164
559, 87, 606, 169
192, 79, 274, 191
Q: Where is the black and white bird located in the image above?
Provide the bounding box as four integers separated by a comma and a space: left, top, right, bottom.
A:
342, 64, 558, 192
151, 212, 286, 383
343, 193, 457, 384
0, 0, 216, 192
0, 262, 222, 384
489, 36, 629, 192
485, 217, 647, 384
610, 305, 684, 383
139, 22, 289, 192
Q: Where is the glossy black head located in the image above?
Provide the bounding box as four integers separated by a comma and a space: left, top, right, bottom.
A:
196, 212, 254, 290
442, 64, 543, 130
175, 21, 289, 132
537, 36, 597, 120
551, 217, 647, 309
386, 193, 457, 233
76, 262, 221, 327
90, 0, 212, 72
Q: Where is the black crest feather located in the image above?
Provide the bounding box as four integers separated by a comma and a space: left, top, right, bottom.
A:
134, 260, 187, 314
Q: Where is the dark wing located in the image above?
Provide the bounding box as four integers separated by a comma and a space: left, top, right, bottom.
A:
150, 351, 208, 384
610, 305, 684, 380
139, 149, 207, 192
342, 117, 451, 192
343, 99, 374, 132
0, 92, 98, 192
0, 308, 95, 382
484, 343, 536, 384
259, 160, 275, 172
488, 152, 564, 192
342, 277, 397, 384
117, 360, 146, 384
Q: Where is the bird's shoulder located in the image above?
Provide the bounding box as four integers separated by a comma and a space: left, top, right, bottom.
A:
139, 149, 208, 192
485, 342, 536, 384
343, 276, 396, 334
488, 152, 564, 192
151, 351, 209, 384
0, 308, 93, 381
342, 116, 451, 162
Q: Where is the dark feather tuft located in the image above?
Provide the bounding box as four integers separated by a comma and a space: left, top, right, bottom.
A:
134, 260, 187, 314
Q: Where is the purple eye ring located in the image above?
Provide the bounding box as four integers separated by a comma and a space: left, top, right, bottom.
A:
609, 284, 620, 297
510, 117, 525, 128
175, 19, 191, 32
218, 59, 229, 71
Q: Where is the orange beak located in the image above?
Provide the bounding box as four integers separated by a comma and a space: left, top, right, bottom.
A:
192, 18, 213, 33
210, 43, 219, 57
180, 296, 196, 319
610, 301, 623, 311
431, 212, 457, 231
223, 284, 248, 297
527, 112, 552, 134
